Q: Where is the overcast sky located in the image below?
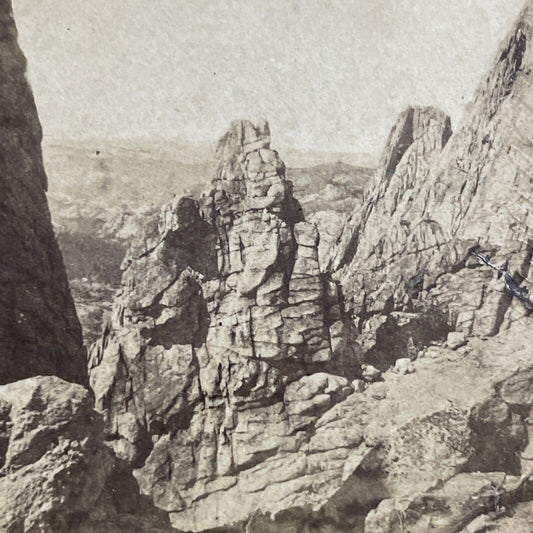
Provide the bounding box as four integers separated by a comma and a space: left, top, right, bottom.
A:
12, 0, 526, 154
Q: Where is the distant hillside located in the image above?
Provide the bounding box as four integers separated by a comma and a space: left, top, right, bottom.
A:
43, 140, 375, 212
287, 161, 372, 213
44, 140, 373, 343
44, 140, 215, 212
287, 162, 374, 266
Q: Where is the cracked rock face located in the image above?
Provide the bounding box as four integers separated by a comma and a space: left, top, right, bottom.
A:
89, 120, 360, 530
0, 0, 86, 385
86, 3, 533, 531
328, 106, 457, 367
330, 105, 454, 317
331, 2, 533, 343
204, 320, 533, 532
0, 376, 178, 533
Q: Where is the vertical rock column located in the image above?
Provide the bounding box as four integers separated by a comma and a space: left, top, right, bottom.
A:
0, 0, 86, 385
89, 120, 360, 528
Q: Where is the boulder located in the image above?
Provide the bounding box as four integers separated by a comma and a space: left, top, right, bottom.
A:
0, 376, 178, 533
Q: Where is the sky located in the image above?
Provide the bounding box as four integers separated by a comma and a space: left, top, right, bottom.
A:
12, 0, 527, 155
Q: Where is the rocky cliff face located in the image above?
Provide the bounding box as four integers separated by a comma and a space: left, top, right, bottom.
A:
314, 1, 533, 530
328, 106, 457, 368
89, 120, 361, 530
0, 0, 86, 385
0, 376, 179, 532
331, 2, 533, 342
0, 3, 182, 531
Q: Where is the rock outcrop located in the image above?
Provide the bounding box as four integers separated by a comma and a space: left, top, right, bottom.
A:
0, 376, 178, 532
89, 120, 360, 530
310, 1, 533, 530
331, 1, 533, 345
327, 106, 456, 369
0, 0, 86, 385
0, 3, 180, 531
227, 319, 533, 532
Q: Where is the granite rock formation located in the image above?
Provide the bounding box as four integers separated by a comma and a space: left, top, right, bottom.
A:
0, 376, 178, 532
89, 120, 361, 530
328, 106, 459, 369
316, 1, 533, 530
0, 3, 181, 531
0, 0, 86, 385
331, 1, 533, 346
226, 319, 533, 532
87, 2, 533, 528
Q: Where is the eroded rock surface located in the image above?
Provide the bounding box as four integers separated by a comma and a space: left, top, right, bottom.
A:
331, 3, 533, 342
87, 2, 533, 531
0, 0, 86, 385
89, 120, 360, 530
0, 376, 178, 533
311, 2, 533, 530
189, 320, 533, 532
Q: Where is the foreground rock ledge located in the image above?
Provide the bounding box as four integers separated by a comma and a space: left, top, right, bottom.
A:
0, 376, 178, 533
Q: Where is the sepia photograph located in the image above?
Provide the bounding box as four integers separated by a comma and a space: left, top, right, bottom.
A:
1, 0, 533, 531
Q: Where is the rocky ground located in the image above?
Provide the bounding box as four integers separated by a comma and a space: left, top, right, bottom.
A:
0, 376, 179, 532
87, 0, 533, 529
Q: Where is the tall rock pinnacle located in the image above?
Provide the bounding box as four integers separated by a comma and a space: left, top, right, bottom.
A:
89, 119, 360, 530
330, 106, 453, 312
0, 0, 86, 385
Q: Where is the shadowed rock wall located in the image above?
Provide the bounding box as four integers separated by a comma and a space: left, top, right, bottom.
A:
0, 0, 86, 385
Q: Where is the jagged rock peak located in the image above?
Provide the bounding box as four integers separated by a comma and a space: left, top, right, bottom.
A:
329, 105, 452, 274
330, 105, 452, 276
216, 119, 271, 161
377, 106, 452, 188
328, 0, 533, 372
0, 0, 86, 385
89, 120, 361, 530
207, 118, 305, 231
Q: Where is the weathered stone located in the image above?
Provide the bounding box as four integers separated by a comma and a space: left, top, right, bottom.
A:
89, 120, 359, 530
366, 473, 525, 533
75, 4, 533, 530
171, 322, 533, 532
362, 364, 382, 382
0, 376, 178, 533
0, 0, 86, 385
394, 357, 415, 374
351, 379, 366, 393
460, 501, 533, 533
447, 330, 468, 350
330, 2, 533, 369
